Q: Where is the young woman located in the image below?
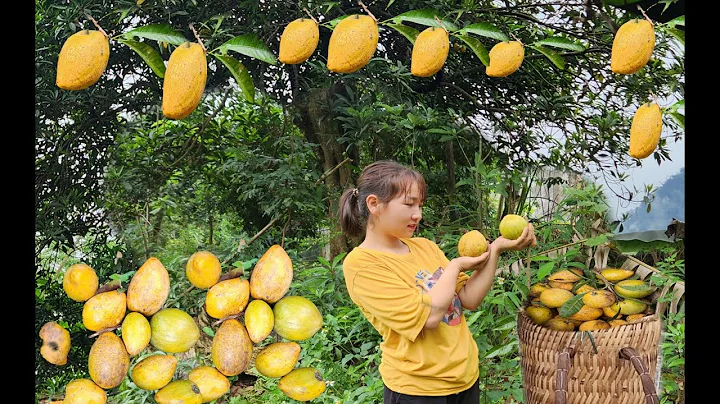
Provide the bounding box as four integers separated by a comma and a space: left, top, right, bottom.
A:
338, 160, 537, 404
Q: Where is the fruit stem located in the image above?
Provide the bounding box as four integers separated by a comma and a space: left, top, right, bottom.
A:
95, 279, 122, 295
357, 1, 377, 23
303, 7, 319, 25
636, 5, 654, 25
189, 24, 207, 53
88, 324, 121, 338
218, 267, 245, 282
85, 14, 109, 38
433, 16, 449, 33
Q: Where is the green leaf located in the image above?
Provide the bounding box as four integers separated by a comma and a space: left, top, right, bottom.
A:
666, 15, 685, 27
202, 326, 215, 337
558, 293, 584, 317
456, 34, 489, 66
494, 315, 517, 331
531, 44, 566, 70
214, 55, 255, 103
667, 111, 684, 130
385, 23, 419, 45
118, 39, 166, 78
391, 9, 458, 31
218, 33, 277, 65
458, 23, 508, 42
466, 310, 483, 327
484, 340, 517, 358
666, 27, 685, 46
583, 234, 608, 247
537, 262, 554, 280
533, 36, 585, 51
123, 23, 187, 45
326, 15, 351, 29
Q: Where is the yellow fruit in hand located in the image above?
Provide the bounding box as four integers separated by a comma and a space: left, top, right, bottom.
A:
499, 214, 528, 240
458, 230, 488, 257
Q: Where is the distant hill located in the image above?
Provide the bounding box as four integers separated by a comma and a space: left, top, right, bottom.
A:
619, 168, 685, 233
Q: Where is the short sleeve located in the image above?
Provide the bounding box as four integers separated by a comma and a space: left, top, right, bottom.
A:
347, 266, 432, 342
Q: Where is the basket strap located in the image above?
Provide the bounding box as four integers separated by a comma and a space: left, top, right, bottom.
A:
619, 347, 660, 404
554, 346, 575, 404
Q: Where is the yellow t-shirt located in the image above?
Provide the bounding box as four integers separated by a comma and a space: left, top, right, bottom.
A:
342, 237, 479, 396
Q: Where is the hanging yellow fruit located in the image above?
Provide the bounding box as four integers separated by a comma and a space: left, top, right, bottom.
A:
611, 18, 655, 75
162, 42, 207, 120
410, 26, 450, 77
279, 18, 320, 64
327, 14, 378, 73
56, 29, 110, 90
629, 102, 662, 159
486, 40, 524, 77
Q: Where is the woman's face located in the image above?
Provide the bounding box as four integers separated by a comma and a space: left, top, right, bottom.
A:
373, 181, 423, 239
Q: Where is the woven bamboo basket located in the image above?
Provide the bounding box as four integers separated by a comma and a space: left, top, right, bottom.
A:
517, 308, 662, 404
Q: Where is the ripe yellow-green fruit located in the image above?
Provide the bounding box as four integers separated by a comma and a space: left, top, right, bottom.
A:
626, 313, 646, 322
629, 102, 663, 159
130, 354, 178, 391
608, 318, 628, 327
186, 250, 222, 289
544, 316, 575, 331
82, 290, 127, 332
278, 367, 327, 402
499, 214, 529, 240
88, 332, 130, 390
539, 288, 574, 308
255, 341, 302, 378
211, 319, 254, 376
611, 18, 655, 75
598, 267, 635, 282
244, 299, 275, 343
411, 26, 450, 77
273, 295, 323, 341
279, 18, 319, 64
574, 284, 595, 295
40, 321, 71, 366
162, 42, 207, 120
486, 41, 524, 77
582, 289, 616, 309
188, 366, 231, 403
326, 14, 378, 73
457, 230, 488, 257
204, 277, 250, 319
63, 378, 107, 404
578, 319, 610, 331
614, 279, 656, 299
63, 263, 99, 302
56, 30, 110, 90
525, 305, 553, 326
121, 311, 151, 356
529, 282, 549, 297
150, 308, 200, 353
547, 280, 574, 291
604, 299, 647, 317
154, 380, 203, 404
548, 269, 582, 283
250, 244, 293, 304
566, 305, 603, 322
126, 257, 170, 317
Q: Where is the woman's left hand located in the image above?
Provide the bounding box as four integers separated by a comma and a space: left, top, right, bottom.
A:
491, 222, 537, 253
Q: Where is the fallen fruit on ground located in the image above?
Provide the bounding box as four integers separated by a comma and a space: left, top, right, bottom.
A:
150, 308, 200, 353
88, 331, 130, 390
63, 263, 99, 302
130, 354, 178, 391
126, 257, 170, 316
244, 298, 275, 343
63, 378, 107, 404
40, 321, 71, 365
250, 244, 293, 304
188, 365, 231, 403
273, 295, 323, 341
211, 318, 254, 376
254, 341, 302, 378
154, 380, 203, 404
204, 277, 250, 319
186, 250, 222, 289
121, 311, 151, 356
278, 367, 327, 402
82, 289, 127, 332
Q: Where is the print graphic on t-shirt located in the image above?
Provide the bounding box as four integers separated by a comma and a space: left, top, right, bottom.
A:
415, 267, 463, 326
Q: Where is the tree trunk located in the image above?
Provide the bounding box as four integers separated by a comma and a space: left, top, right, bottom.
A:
294, 84, 358, 259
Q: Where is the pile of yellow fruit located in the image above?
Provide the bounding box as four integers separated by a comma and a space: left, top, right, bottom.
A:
39, 245, 326, 403
523, 267, 657, 332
